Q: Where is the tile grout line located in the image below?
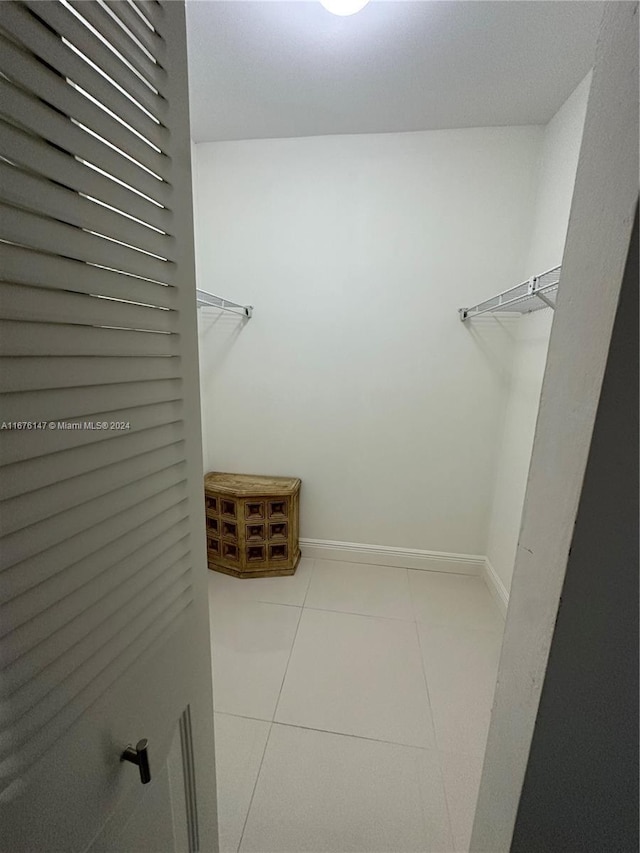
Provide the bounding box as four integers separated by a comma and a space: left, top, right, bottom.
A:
218, 598, 416, 622
263, 718, 439, 751
299, 603, 414, 622
412, 612, 458, 846
215, 561, 502, 625
438, 754, 461, 853
216, 562, 498, 851
413, 617, 446, 753
269, 557, 315, 730
217, 709, 444, 752
408, 565, 446, 751
235, 561, 317, 852
236, 561, 318, 851
218, 589, 504, 632
235, 718, 272, 853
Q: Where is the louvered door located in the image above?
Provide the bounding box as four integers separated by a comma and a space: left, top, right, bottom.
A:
0, 2, 218, 851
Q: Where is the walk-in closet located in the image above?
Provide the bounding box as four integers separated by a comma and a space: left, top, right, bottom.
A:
188, 3, 601, 851
2, 1, 636, 851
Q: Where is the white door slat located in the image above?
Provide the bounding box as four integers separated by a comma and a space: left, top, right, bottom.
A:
0, 283, 177, 333
1, 380, 182, 426
1, 547, 191, 702
0, 34, 170, 184
0, 401, 183, 465
0, 121, 173, 235
0, 576, 190, 737
131, 0, 168, 42
1, 423, 185, 501
2, 442, 186, 538
2, 543, 190, 685
0, 2, 169, 152
0, 463, 187, 571
0, 244, 176, 308
1, 493, 189, 603
0, 79, 171, 207
0, 590, 192, 793
68, 0, 168, 95
0, 2, 215, 844
0, 162, 175, 261
103, 0, 166, 63
0, 355, 182, 393
1, 442, 187, 536
0, 320, 178, 358
0, 205, 173, 283
1, 515, 190, 647
0, 582, 191, 758
26, 1, 168, 123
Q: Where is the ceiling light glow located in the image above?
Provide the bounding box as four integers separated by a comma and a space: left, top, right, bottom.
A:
319, 0, 371, 16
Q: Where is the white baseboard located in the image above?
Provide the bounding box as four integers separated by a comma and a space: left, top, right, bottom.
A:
482, 557, 509, 616
299, 538, 484, 575
299, 538, 509, 615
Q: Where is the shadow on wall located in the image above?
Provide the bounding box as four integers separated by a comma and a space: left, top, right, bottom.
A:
464, 315, 520, 386
198, 310, 249, 396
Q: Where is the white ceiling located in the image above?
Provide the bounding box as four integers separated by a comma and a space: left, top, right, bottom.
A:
186, 1, 603, 143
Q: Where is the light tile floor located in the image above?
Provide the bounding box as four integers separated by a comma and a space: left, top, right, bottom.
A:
208, 558, 504, 853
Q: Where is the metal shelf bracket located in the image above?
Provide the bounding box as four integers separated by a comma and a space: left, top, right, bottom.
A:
196, 289, 253, 319
459, 265, 561, 322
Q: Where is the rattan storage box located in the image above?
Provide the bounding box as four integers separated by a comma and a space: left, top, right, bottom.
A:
204, 472, 301, 578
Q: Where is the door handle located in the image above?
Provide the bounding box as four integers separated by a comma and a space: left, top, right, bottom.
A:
121, 738, 151, 784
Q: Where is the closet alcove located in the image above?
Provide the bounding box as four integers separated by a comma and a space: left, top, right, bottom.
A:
187, 3, 603, 850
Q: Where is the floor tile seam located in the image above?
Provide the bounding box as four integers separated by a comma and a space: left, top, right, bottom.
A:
300, 603, 416, 623
300, 558, 316, 609
407, 571, 425, 622
214, 710, 273, 725
406, 566, 485, 577
412, 710, 460, 757
313, 562, 482, 578
414, 741, 455, 852
412, 619, 443, 758
237, 579, 313, 849
432, 737, 457, 848
256, 599, 301, 609
213, 598, 504, 632
270, 584, 308, 726
236, 718, 273, 853
213, 712, 461, 754
437, 748, 488, 852
268, 717, 439, 752
221, 720, 483, 851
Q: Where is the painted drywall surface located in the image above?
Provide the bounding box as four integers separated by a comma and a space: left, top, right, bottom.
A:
472, 6, 638, 845
194, 127, 542, 554
511, 208, 638, 853
485, 74, 591, 592
525, 73, 593, 275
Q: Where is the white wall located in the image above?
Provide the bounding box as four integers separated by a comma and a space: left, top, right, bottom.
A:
194, 127, 542, 555
485, 74, 592, 592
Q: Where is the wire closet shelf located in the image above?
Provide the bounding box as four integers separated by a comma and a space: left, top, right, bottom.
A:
459, 265, 562, 321
196, 289, 253, 319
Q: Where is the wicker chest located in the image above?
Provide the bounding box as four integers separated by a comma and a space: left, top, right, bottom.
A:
204, 472, 301, 578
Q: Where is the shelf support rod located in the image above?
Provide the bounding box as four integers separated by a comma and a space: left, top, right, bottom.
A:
535, 291, 555, 310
